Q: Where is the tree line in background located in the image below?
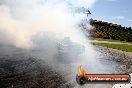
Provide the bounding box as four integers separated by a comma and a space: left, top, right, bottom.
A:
85, 19, 132, 42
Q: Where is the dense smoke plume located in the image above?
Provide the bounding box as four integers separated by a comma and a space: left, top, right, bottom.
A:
0, 0, 116, 74
0, 0, 97, 48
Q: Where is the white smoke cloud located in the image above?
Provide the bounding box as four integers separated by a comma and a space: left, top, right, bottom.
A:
0, 2, 118, 85
0, 5, 31, 48
0, 0, 114, 74
0, 0, 97, 48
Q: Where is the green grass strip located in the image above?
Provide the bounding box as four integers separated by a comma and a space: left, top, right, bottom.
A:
89, 37, 132, 43
94, 43, 132, 52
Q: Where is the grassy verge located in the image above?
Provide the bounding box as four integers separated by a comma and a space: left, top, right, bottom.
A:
89, 37, 132, 43
94, 43, 132, 52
